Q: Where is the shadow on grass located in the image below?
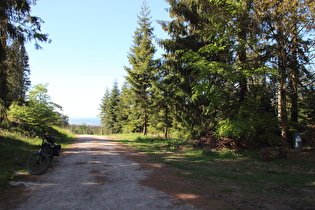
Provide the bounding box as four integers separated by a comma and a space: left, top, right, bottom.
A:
0, 136, 37, 187
117, 135, 315, 208
0, 127, 75, 188
48, 127, 74, 145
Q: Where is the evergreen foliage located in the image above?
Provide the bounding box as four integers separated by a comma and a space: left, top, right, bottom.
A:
119, 81, 141, 133
0, 0, 50, 125
101, 0, 315, 148
150, 61, 175, 139
99, 81, 122, 134
68, 124, 103, 135
124, 1, 157, 135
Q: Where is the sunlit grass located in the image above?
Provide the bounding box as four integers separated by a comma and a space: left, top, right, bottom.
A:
307, 182, 315, 187
115, 134, 315, 207
0, 127, 75, 188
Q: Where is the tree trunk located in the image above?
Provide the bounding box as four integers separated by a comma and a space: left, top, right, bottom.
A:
142, 111, 148, 136
0, 6, 9, 123
278, 78, 288, 146
237, 12, 248, 103
290, 68, 298, 123
164, 104, 169, 139
276, 8, 289, 146
289, 22, 299, 123
164, 126, 168, 139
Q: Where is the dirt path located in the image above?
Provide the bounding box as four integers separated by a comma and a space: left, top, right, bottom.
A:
11, 135, 196, 210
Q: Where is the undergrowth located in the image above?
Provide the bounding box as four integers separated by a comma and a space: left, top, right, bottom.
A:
115, 133, 315, 208
0, 127, 75, 188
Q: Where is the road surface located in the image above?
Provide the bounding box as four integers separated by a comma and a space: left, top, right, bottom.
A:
15, 135, 196, 210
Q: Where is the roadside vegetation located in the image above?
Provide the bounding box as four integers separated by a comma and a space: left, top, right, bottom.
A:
116, 133, 315, 208
67, 124, 103, 135
99, 7, 315, 207
0, 83, 74, 189
0, 127, 74, 188
99, 1, 315, 152
0, 0, 314, 207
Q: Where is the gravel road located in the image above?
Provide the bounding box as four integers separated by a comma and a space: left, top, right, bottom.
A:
15, 135, 196, 210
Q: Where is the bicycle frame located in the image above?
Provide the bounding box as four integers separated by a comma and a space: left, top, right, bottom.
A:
26, 135, 61, 175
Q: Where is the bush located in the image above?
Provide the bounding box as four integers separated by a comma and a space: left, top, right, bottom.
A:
8, 84, 68, 135
67, 124, 103, 135
217, 100, 280, 148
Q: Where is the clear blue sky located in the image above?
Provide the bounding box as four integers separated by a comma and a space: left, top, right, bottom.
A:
26, 0, 171, 118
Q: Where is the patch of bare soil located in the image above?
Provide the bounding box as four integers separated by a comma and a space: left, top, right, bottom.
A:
1, 136, 197, 210
1, 136, 315, 209
115, 143, 235, 209
116, 142, 315, 210
0, 171, 43, 209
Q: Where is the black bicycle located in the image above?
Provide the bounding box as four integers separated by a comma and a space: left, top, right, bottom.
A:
26, 135, 61, 175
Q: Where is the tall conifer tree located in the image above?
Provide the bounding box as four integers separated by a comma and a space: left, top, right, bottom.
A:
99, 89, 111, 131
125, 1, 156, 135
0, 0, 49, 123
99, 81, 122, 134
159, 0, 314, 145
7, 42, 31, 105
253, 0, 315, 144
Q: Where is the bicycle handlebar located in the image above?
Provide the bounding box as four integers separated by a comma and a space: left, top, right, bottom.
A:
43, 135, 56, 144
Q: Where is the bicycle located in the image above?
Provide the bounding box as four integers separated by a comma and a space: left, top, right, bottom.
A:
26, 135, 61, 175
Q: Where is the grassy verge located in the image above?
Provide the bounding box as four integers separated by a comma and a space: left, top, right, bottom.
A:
0, 127, 75, 188
115, 133, 315, 208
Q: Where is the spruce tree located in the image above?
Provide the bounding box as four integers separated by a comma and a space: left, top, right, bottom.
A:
159, 0, 236, 138
150, 61, 176, 139
253, 0, 315, 144
109, 80, 122, 133
119, 81, 140, 133
125, 1, 156, 135
0, 0, 49, 124
7, 42, 31, 105
99, 88, 111, 133
99, 81, 122, 134
159, 0, 315, 145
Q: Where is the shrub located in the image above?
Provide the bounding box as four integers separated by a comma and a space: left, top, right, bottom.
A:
217, 100, 280, 148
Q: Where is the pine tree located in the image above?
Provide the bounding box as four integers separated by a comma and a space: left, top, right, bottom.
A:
159, 0, 238, 138
124, 1, 156, 135
159, 0, 315, 145
253, 0, 315, 144
109, 80, 122, 133
119, 81, 139, 133
7, 42, 31, 105
99, 88, 111, 133
99, 81, 122, 134
150, 60, 176, 139
0, 0, 49, 124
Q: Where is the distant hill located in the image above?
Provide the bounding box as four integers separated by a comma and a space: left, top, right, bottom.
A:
69, 117, 101, 126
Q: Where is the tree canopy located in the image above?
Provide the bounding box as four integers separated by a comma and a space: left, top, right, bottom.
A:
9, 84, 68, 134
0, 0, 50, 125
100, 0, 315, 148
124, 1, 157, 135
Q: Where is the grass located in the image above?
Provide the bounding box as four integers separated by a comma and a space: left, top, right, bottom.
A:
1, 131, 313, 207
0, 127, 75, 188
115, 133, 315, 208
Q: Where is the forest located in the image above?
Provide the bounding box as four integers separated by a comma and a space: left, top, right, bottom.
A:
99, 0, 315, 149
0, 0, 314, 149
0, 0, 66, 135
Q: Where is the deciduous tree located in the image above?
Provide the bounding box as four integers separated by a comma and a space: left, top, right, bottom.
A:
9, 84, 68, 133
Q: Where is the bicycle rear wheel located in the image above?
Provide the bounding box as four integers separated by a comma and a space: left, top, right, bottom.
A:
26, 152, 50, 175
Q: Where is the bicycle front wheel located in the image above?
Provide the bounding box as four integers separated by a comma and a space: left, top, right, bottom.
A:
26, 152, 50, 175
